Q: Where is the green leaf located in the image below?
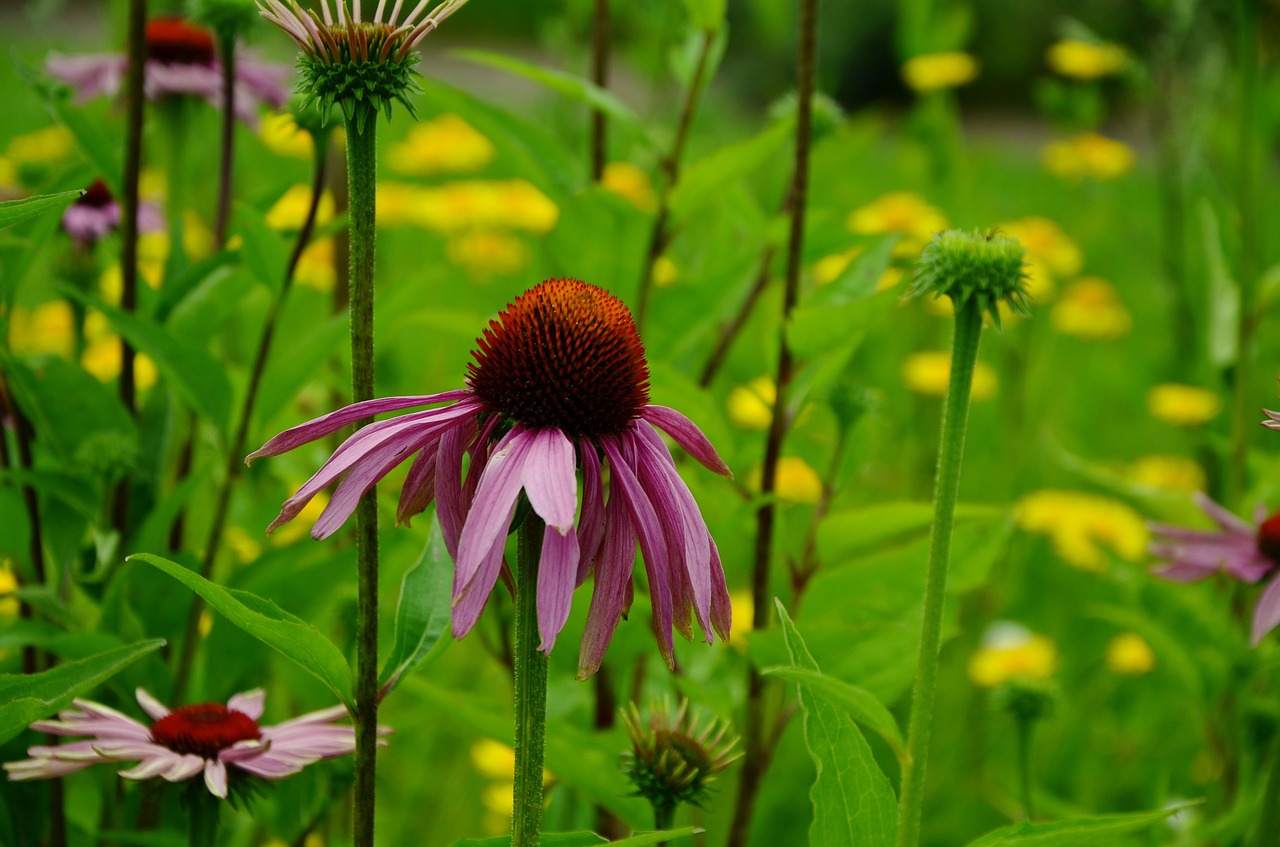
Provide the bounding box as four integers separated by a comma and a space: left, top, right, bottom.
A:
962, 805, 1198, 847
775, 600, 897, 847
1197, 201, 1239, 369
448, 829, 699, 847
788, 287, 898, 362
670, 117, 793, 222
235, 203, 290, 295
0, 189, 84, 231
130, 553, 354, 711
681, 0, 727, 29
61, 291, 233, 433
256, 313, 347, 429
452, 50, 656, 152
761, 666, 906, 763
0, 639, 166, 744
379, 516, 454, 694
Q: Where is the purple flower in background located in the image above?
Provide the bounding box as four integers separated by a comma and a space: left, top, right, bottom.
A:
4, 688, 377, 798
1150, 492, 1280, 644
249, 278, 733, 677
61, 178, 162, 248
46, 17, 290, 127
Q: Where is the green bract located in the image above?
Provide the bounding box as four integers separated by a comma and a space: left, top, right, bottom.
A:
911, 228, 1031, 327
297, 35, 420, 133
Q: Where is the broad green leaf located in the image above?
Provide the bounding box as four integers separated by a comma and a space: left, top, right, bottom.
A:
0, 638, 166, 744
542, 187, 649, 299
0, 189, 84, 230
761, 665, 906, 763
131, 553, 354, 710
809, 236, 898, 306
256, 313, 347, 428
448, 828, 699, 847
776, 600, 897, 847
165, 266, 256, 346
788, 286, 898, 361
1197, 201, 1238, 369
379, 516, 454, 694
681, 0, 727, 29
453, 50, 656, 152
235, 202, 290, 294
61, 291, 233, 432
670, 117, 793, 222
962, 805, 1197, 847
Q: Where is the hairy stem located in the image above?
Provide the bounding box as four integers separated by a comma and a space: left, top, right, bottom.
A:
895, 298, 983, 847
512, 515, 549, 847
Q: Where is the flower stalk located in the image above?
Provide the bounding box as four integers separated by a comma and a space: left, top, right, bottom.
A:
590, 0, 610, 181
188, 785, 220, 847
213, 33, 237, 247
513, 514, 549, 847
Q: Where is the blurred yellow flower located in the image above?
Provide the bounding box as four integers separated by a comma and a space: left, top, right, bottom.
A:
387, 114, 495, 176
653, 256, 679, 288
7, 125, 74, 165
997, 216, 1082, 279
377, 180, 558, 234
271, 490, 330, 545
968, 623, 1058, 688
1127, 455, 1205, 493
1047, 40, 1128, 80
901, 351, 997, 400
446, 230, 529, 278
295, 237, 337, 292
1105, 632, 1155, 675
198, 609, 215, 638
266, 185, 335, 231
877, 267, 906, 292
259, 111, 314, 159
99, 232, 168, 296
727, 376, 775, 429
1147, 383, 1221, 427
0, 157, 16, 191
1043, 132, 1135, 181
224, 526, 264, 564
7, 302, 76, 358
1051, 276, 1131, 339
81, 337, 159, 391
847, 191, 949, 257
601, 162, 658, 213
729, 589, 753, 639
748, 456, 823, 505
1014, 489, 1148, 571
471, 738, 516, 780
0, 561, 19, 618
814, 247, 863, 285
902, 52, 980, 93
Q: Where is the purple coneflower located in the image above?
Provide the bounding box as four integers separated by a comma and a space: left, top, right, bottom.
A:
61, 178, 163, 248
1149, 492, 1280, 644
4, 688, 375, 798
46, 17, 289, 127
250, 278, 733, 676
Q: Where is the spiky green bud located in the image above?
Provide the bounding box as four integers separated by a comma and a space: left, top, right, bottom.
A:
910, 228, 1030, 328
620, 700, 741, 813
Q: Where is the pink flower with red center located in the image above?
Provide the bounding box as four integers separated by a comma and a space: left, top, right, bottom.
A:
249, 278, 733, 677
4, 688, 374, 798
45, 17, 290, 128
1149, 492, 1280, 644
61, 178, 163, 247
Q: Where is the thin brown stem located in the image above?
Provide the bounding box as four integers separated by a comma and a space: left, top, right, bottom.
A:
214, 36, 236, 249
726, 0, 818, 842
590, 0, 610, 181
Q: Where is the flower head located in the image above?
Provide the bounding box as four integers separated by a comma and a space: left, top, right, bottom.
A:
1147, 383, 1220, 427
968, 623, 1058, 688
901, 52, 980, 93
1106, 632, 1155, 675
910, 229, 1030, 327
1050, 276, 1131, 340
46, 17, 290, 127
1149, 493, 1280, 644
1015, 490, 1148, 571
1042, 132, 1134, 181
249, 278, 733, 676
1046, 39, 1128, 80
4, 688, 374, 798
258, 0, 469, 130
846, 191, 949, 257
62, 179, 164, 248
621, 700, 740, 812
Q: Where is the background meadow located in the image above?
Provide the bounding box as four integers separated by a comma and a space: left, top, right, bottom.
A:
2, 1, 1280, 845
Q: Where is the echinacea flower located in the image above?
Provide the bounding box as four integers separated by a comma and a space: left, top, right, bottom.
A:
45, 17, 290, 127
62, 178, 163, 248
1149, 492, 1280, 643
4, 688, 374, 798
249, 278, 733, 676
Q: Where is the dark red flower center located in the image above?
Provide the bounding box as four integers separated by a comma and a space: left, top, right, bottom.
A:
150, 704, 261, 759
145, 18, 217, 66
1259, 511, 1280, 564
79, 179, 113, 209
467, 279, 650, 437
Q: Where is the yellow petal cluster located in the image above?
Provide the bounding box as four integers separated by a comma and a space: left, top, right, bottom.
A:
387, 114, 495, 176
847, 191, 949, 258
727, 376, 776, 429
968, 624, 1058, 688
901, 351, 997, 400
258, 111, 315, 160
80, 311, 159, 390
1050, 276, 1131, 339
0, 561, 18, 618
748, 457, 823, 505
1043, 132, 1135, 181
1014, 489, 1149, 571
601, 162, 658, 213
266, 185, 336, 231
814, 247, 864, 286
997, 216, 1083, 279
901, 52, 980, 93
377, 179, 558, 234
1146, 383, 1221, 427
1105, 632, 1155, 675
6, 125, 75, 166
1126, 455, 1205, 493
1047, 40, 1128, 80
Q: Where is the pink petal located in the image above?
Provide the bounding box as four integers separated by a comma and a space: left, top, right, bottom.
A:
451, 516, 509, 638
396, 445, 439, 526
204, 758, 228, 798
536, 525, 580, 652
522, 428, 578, 534
643, 405, 732, 477
577, 490, 636, 678
45, 53, 128, 101
134, 689, 170, 721
119, 753, 185, 781
708, 537, 732, 642
576, 437, 605, 585
455, 427, 535, 598
1193, 492, 1255, 535
227, 689, 265, 721
435, 419, 472, 559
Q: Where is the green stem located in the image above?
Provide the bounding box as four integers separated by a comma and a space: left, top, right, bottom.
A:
1016, 715, 1035, 820
512, 514, 549, 847
654, 800, 675, 847
160, 100, 190, 287
1255, 726, 1280, 846
895, 298, 983, 847
188, 789, 219, 847
345, 114, 380, 847
214, 34, 236, 249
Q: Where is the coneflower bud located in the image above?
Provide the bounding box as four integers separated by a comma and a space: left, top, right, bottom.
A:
910, 228, 1031, 328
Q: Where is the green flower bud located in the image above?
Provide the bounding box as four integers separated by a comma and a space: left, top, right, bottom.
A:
621, 700, 740, 814
910, 228, 1031, 328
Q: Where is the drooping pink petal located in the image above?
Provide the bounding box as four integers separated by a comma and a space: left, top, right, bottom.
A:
119, 753, 185, 782
4, 757, 93, 780
1253, 576, 1280, 645
577, 489, 637, 678
1264, 409, 1280, 430
521, 428, 578, 534
396, 444, 439, 526
1193, 491, 1256, 535
134, 689, 170, 721
161, 755, 206, 782
576, 437, 605, 586
455, 426, 536, 597
536, 525, 580, 653
45, 53, 128, 101
452, 510, 510, 638
204, 758, 229, 798
708, 537, 732, 642
643, 405, 732, 477
435, 419, 471, 559
226, 689, 266, 721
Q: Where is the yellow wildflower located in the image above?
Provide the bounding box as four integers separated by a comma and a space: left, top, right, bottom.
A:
727, 376, 776, 429
0, 562, 18, 618
7, 125, 74, 166
729, 589, 753, 639
814, 247, 863, 285
446, 230, 529, 278
1043, 132, 1135, 181
902, 52, 980, 93
847, 191, 949, 257
997, 216, 1082, 279
901, 351, 997, 400
1014, 489, 1149, 571
1127, 455, 1205, 493
748, 456, 823, 505
1051, 276, 1131, 340
295, 237, 337, 292
471, 738, 516, 780
601, 162, 658, 213
81, 337, 159, 391
99, 232, 168, 297
379, 180, 559, 234
968, 623, 1058, 688
258, 111, 314, 159
387, 114, 494, 175
1147, 383, 1221, 427
224, 526, 264, 564
653, 256, 679, 288
1105, 632, 1155, 676
1046, 40, 1128, 80
266, 185, 335, 231
7, 302, 76, 358
271, 490, 330, 546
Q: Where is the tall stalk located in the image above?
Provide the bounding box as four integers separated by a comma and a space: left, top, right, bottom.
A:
726, 0, 817, 842
590, 0, 611, 181
512, 515, 549, 847
213, 34, 237, 248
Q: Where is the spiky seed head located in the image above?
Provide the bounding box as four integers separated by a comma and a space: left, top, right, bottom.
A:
910, 228, 1030, 328
620, 700, 741, 811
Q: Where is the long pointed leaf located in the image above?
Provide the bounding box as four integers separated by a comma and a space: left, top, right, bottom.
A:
0, 189, 84, 231
379, 516, 454, 694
